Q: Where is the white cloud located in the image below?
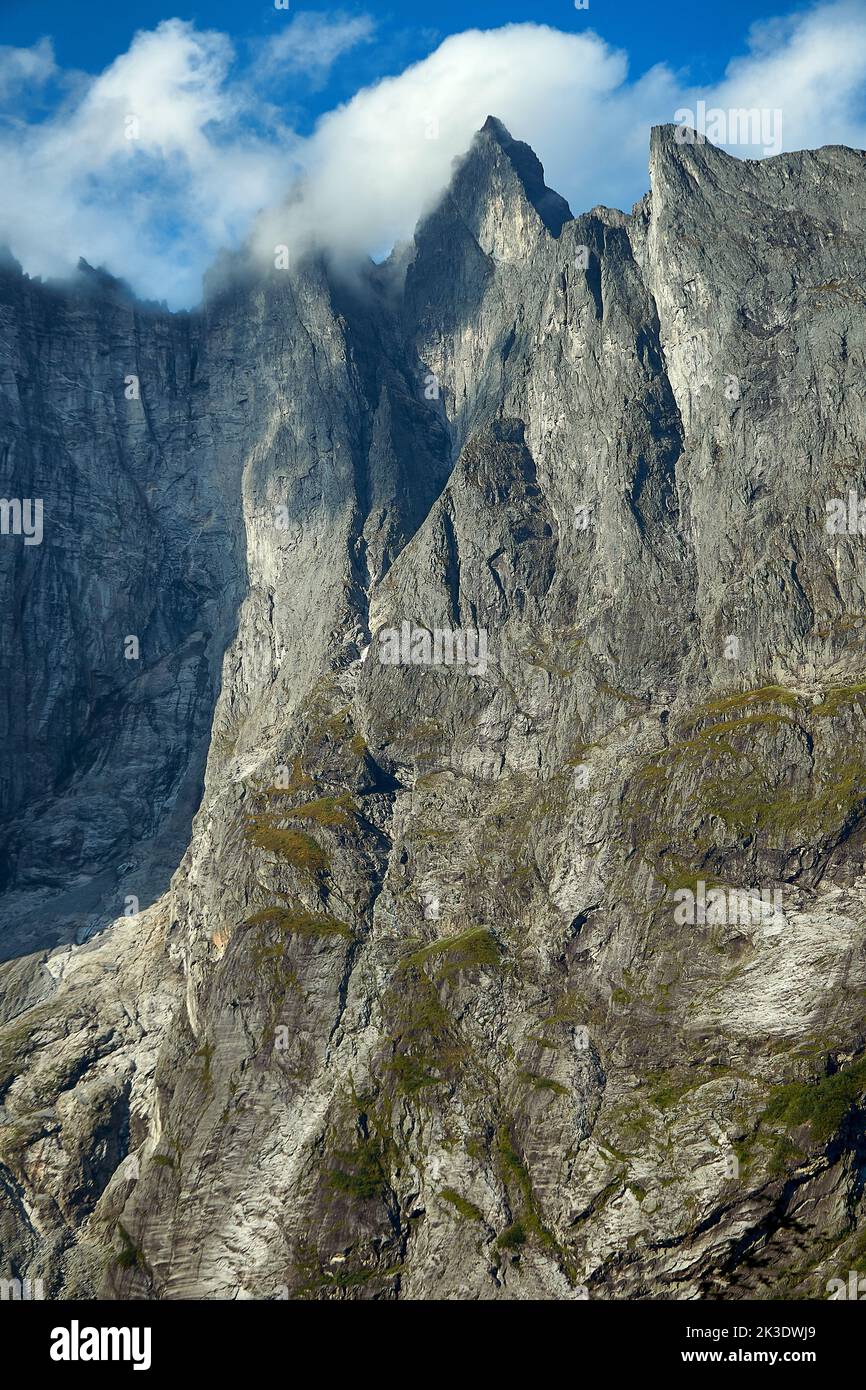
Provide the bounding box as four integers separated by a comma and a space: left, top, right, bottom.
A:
711, 2, 866, 151
0, 20, 294, 306
253, 24, 633, 266
254, 1, 866, 271
0, 36, 56, 103
256, 11, 375, 88
0, 3, 864, 307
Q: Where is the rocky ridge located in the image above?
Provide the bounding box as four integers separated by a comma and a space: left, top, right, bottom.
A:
1, 120, 866, 1300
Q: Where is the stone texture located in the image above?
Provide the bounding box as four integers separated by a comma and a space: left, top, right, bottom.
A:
1, 121, 866, 1301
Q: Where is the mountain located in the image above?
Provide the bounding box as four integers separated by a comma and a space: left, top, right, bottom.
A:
1, 119, 866, 1300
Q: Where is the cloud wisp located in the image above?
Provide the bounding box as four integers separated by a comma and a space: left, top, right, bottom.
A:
253, 10, 376, 90
0, 3, 864, 307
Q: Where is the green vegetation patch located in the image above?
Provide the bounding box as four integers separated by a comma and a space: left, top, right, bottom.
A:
383, 968, 465, 1097
699, 685, 799, 717
762, 1055, 866, 1146
327, 1139, 390, 1201
439, 1188, 484, 1222
403, 927, 501, 977
495, 1123, 576, 1280
566, 739, 597, 768
623, 678, 866, 890
280, 793, 356, 829
523, 627, 583, 679
812, 680, 866, 719
245, 904, 352, 940
542, 992, 593, 1027
496, 1221, 527, 1250
261, 758, 314, 796
645, 1069, 704, 1112
194, 1041, 215, 1090
290, 1238, 401, 1297
115, 1223, 149, 1274
244, 816, 330, 875
517, 1069, 569, 1096
701, 756, 866, 843
326, 1094, 395, 1205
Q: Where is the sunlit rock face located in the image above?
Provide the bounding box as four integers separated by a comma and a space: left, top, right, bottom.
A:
2, 122, 866, 1302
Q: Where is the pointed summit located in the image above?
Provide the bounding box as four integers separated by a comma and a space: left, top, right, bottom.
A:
474, 115, 572, 237
408, 115, 572, 283
404, 116, 573, 354
73, 257, 135, 304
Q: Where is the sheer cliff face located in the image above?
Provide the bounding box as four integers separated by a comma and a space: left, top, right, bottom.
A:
0, 267, 241, 959
2, 121, 866, 1301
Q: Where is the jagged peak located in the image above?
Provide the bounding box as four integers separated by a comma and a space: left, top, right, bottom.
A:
469, 115, 573, 237
73, 257, 136, 302
479, 114, 512, 145
650, 119, 866, 173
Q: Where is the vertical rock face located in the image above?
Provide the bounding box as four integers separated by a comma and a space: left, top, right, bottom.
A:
2, 121, 866, 1301
0, 261, 246, 958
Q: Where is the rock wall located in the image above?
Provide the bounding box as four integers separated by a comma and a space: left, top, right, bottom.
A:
1, 122, 866, 1300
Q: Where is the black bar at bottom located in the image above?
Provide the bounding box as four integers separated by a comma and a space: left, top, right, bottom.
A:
1, 1295, 859, 1377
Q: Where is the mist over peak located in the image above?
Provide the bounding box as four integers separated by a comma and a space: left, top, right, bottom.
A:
0, 4, 865, 306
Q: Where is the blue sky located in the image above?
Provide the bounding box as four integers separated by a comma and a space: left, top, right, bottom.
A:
1, 0, 822, 130
1, 1, 865, 305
